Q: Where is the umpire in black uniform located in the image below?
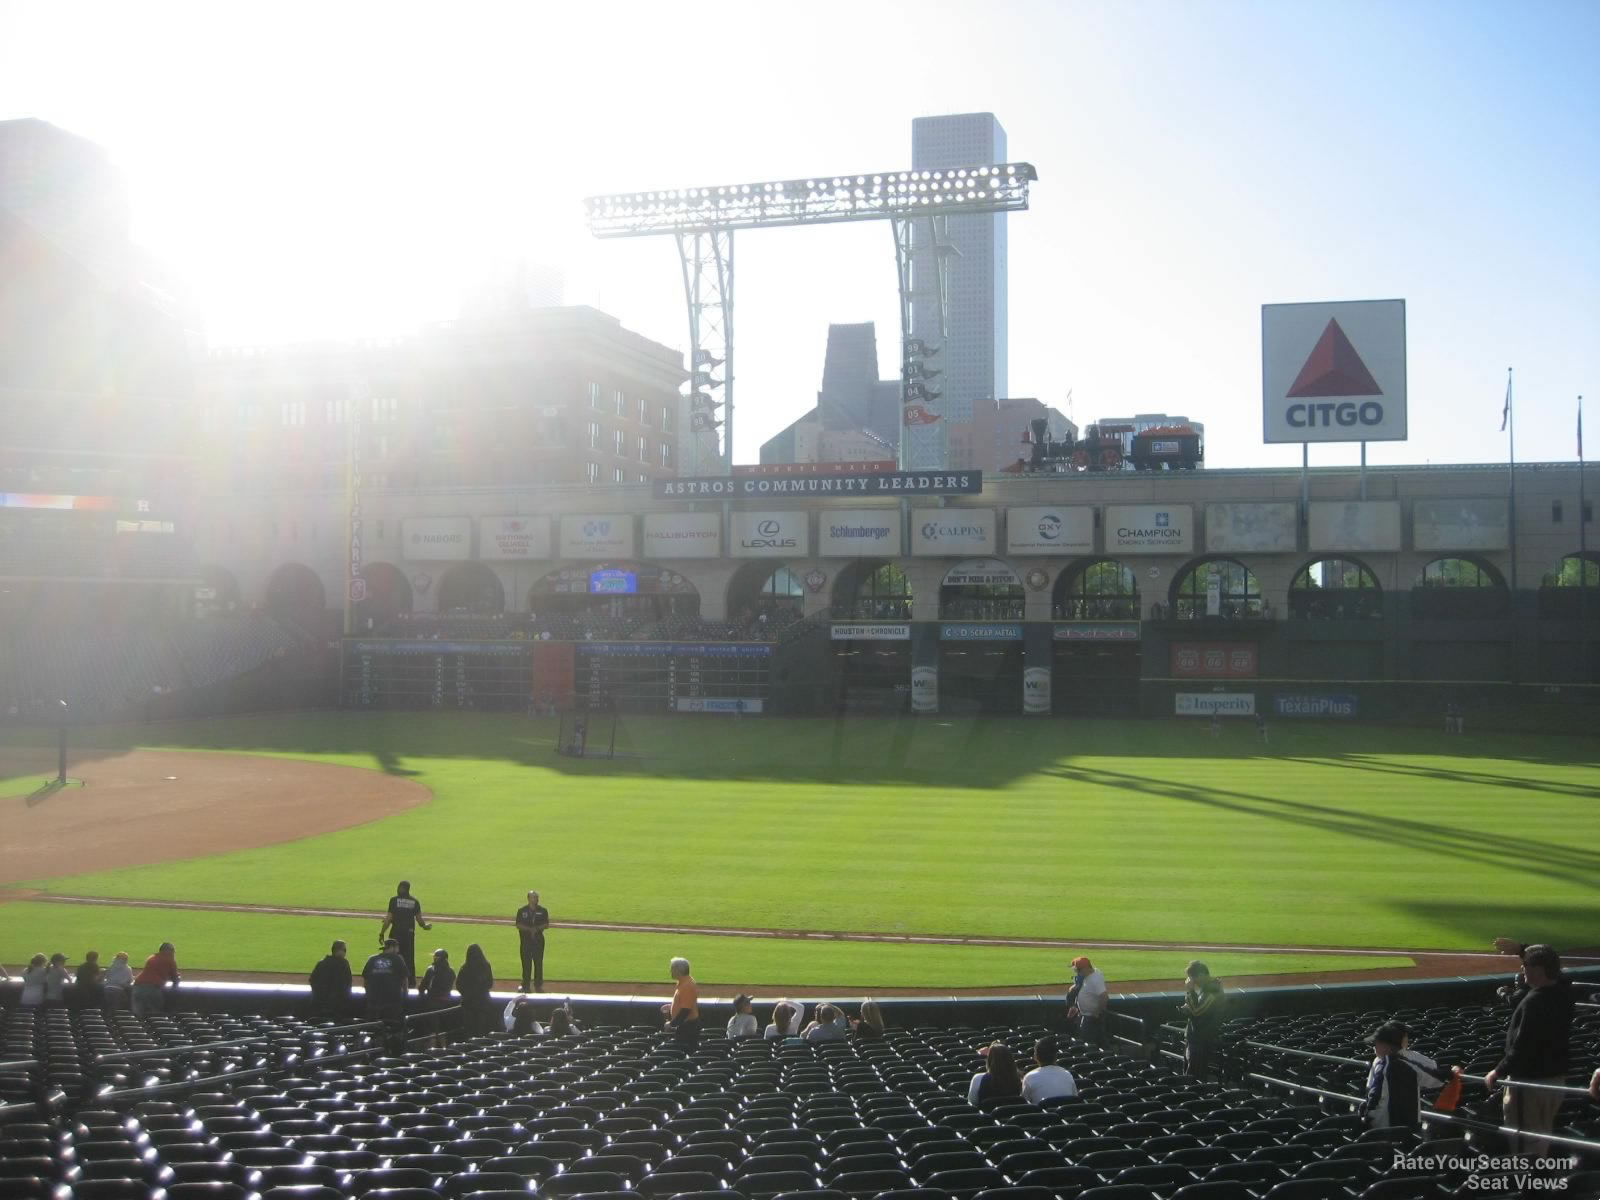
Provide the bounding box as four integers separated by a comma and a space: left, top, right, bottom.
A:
379, 880, 432, 987
515, 889, 550, 992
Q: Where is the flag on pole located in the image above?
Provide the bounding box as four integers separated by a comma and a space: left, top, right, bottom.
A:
1500, 372, 1511, 432
903, 404, 941, 426
1580, 400, 1585, 461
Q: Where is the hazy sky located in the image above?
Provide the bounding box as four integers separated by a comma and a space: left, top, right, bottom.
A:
1, 0, 1595, 469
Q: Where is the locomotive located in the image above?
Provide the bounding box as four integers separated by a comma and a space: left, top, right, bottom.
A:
1022, 418, 1204, 473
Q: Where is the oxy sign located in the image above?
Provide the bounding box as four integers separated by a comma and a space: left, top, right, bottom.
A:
1007, 506, 1094, 555
1262, 299, 1407, 443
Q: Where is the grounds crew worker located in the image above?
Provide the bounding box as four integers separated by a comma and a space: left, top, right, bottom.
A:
378, 880, 432, 987
515, 889, 551, 992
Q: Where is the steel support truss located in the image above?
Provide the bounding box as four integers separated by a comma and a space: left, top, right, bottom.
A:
675, 229, 733, 474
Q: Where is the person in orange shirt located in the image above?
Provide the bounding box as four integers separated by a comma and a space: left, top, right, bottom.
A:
132, 942, 179, 1016
660, 956, 700, 1043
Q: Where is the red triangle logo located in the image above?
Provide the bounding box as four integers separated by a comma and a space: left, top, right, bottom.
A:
1287, 318, 1383, 398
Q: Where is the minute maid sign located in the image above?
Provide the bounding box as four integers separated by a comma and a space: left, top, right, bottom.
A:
1104, 504, 1193, 555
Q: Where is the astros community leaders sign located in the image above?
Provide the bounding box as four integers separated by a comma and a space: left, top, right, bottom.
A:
656, 469, 982, 499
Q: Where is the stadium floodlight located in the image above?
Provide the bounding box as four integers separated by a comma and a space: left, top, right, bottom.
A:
585, 162, 1037, 470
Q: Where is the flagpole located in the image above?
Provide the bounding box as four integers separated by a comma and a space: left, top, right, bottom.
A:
1507, 368, 1518, 594
1580, 395, 1589, 681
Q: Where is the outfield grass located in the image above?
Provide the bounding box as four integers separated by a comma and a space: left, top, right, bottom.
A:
3, 712, 1596, 985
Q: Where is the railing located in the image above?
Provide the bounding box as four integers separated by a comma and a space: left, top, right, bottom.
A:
1241, 1037, 1598, 1097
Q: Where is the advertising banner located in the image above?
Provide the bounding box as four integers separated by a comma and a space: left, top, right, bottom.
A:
1023, 667, 1051, 715
1205, 502, 1298, 553
1308, 500, 1402, 552
818, 509, 902, 557
942, 558, 1021, 587
673, 697, 764, 714
731, 510, 810, 558
1176, 692, 1257, 716
402, 517, 472, 561
1104, 504, 1194, 555
911, 509, 997, 556
940, 623, 1023, 640
479, 516, 551, 561
1052, 622, 1141, 641
643, 511, 722, 559
1412, 499, 1510, 552
831, 624, 911, 640
658, 470, 982, 499
910, 665, 938, 713
560, 514, 635, 559
1262, 299, 1407, 443
1007, 505, 1095, 555
1172, 642, 1259, 677
1275, 693, 1358, 718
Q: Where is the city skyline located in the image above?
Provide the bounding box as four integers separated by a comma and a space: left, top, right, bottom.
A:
0, 0, 1594, 473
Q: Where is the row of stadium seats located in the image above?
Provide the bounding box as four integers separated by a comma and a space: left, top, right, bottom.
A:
3, 997, 1596, 1199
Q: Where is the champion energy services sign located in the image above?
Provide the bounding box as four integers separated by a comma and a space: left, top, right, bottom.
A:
1104, 504, 1193, 555
818, 509, 902, 557
1262, 299, 1407, 443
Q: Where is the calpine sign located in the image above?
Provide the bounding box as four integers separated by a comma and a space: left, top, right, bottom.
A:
657, 470, 982, 499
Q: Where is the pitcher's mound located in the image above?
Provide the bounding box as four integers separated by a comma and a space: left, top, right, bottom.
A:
0, 749, 429, 885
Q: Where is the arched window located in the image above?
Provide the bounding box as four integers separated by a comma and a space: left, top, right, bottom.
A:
834, 562, 913, 621
1537, 553, 1600, 619
1412, 556, 1508, 619
436, 562, 506, 614
1054, 559, 1139, 620
939, 560, 1025, 621
264, 563, 327, 627
1289, 558, 1382, 620
729, 563, 806, 620
1171, 558, 1262, 620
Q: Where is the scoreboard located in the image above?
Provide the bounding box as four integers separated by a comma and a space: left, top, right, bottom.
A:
575, 642, 771, 712
343, 640, 533, 710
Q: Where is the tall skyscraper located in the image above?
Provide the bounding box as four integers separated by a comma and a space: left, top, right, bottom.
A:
907, 113, 1008, 469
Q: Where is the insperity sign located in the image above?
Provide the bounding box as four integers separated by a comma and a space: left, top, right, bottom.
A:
1262, 300, 1407, 443
656, 470, 982, 499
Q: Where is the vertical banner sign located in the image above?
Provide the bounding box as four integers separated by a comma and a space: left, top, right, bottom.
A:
344, 396, 365, 634
1023, 667, 1051, 715
1205, 569, 1222, 617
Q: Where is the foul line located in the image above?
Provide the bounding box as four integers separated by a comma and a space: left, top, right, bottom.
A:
29, 893, 1596, 962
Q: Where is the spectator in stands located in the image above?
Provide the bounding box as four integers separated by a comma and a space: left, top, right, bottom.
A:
19, 953, 48, 1007
804, 1004, 850, 1044
1066, 956, 1108, 1046
378, 880, 432, 988
1360, 1020, 1457, 1130
852, 999, 885, 1039
764, 1000, 801, 1042
1179, 960, 1224, 1078
661, 956, 700, 1042
75, 951, 104, 1008
103, 951, 134, 1009
1021, 1035, 1079, 1103
968, 1041, 1024, 1105
420, 947, 456, 1001
549, 1002, 579, 1037
456, 943, 496, 1036
503, 994, 544, 1035
309, 940, 352, 1019
726, 994, 759, 1040
361, 937, 409, 1030
43, 953, 71, 1007
132, 942, 180, 1016
1484, 944, 1575, 1156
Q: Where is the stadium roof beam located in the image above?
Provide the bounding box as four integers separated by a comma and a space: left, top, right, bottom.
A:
585, 163, 1038, 471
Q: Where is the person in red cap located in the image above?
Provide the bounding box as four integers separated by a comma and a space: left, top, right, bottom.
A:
1066, 955, 1108, 1046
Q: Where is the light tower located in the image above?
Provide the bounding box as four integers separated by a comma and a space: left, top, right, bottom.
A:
586, 164, 1036, 471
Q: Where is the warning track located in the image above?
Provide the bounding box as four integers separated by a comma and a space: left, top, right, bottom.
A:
23, 892, 1590, 965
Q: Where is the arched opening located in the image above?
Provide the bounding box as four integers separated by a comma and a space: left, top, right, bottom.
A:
264, 563, 326, 629
1170, 558, 1262, 620
727, 562, 806, 629
939, 559, 1024, 621
194, 564, 241, 617
1053, 558, 1139, 621
1537, 552, 1600, 620
436, 562, 506, 615
1412, 556, 1508, 620
832, 560, 913, 621
356, 561, 414, 632
1289, 557, 1383, 620
528, 562, 700, 639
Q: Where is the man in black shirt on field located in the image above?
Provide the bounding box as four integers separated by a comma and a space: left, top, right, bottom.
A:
515, 889, 551, 992
309, 940, 352, 1020
379, 880, 432, 987
1484, 943, 1574, 1156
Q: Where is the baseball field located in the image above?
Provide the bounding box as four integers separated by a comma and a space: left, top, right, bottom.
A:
1, 711, 1596, 992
